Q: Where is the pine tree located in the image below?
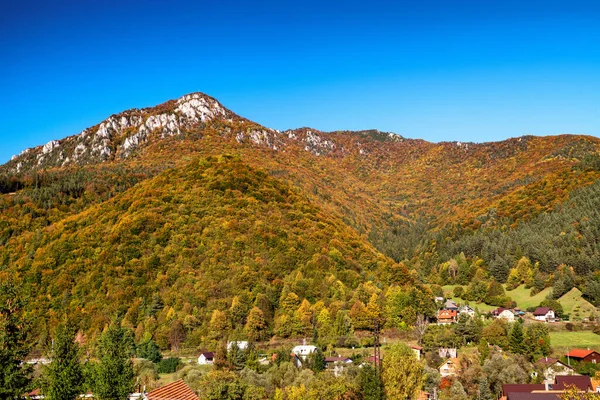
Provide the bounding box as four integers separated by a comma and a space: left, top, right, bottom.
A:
509, 322, 526, 355
0, 282, 32, 399
312, 348, 326, 373
91, 324, 135, 400
137, 339, 162, 363
479, 377, 494, 400
43, 322, 84, 400
359, 363, 383, 400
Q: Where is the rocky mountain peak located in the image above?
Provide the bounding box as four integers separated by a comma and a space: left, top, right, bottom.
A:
4, 92, 236, 173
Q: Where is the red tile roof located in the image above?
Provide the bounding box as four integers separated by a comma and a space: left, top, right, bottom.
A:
147, 379, 199, 400
566, 349, 599, 359
438, 309, 457, 319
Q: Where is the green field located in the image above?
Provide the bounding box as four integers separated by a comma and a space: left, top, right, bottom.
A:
504, 285, 553, 309
550, 331, 600, 351
559, 288, 597, 320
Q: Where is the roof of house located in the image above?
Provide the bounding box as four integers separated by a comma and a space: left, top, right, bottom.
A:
535, 357, 571, 368
444, 300, 458, 309
533, 307, 553, 316
502, 384, 546, 396
146, 379, 199, 400
410, 344, 423, 350
438, 309, 457, 319
506, 394, 561, 400
325, 356, 352, 363
439, 357, 459, 369
554, 375, 593, 391
200, 351, 214, 358
566, 349, 600, 359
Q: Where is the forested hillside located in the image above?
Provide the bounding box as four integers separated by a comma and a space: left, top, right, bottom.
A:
2, 92, 600, 348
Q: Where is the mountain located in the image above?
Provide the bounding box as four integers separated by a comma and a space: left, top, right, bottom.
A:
2, 92, 600, 348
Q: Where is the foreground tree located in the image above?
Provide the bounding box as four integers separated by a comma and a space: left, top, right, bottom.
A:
91, 323, 135, 400
359, 363, 383, 400
0, 282, 32, 399
381, 343, 424, 399
43, 322, 84, 400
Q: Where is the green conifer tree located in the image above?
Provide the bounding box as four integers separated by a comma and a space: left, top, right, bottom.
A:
0, 282, 32, 399
509, 322, 526, 355
91, 324, 135, 400
312, 348, 326, 372
43, 322, 84, 400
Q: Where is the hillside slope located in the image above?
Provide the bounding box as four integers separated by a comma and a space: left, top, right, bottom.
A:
1, 155, 396, 344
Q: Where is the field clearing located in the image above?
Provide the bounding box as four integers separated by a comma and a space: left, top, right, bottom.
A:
504, 285, 552, 309
550, 331, 600, 350
559, 288, 597, 321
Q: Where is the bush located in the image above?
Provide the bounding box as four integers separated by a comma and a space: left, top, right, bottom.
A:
453, 286, 464, 298
157, 357, 181, 374
592, 325, 600, 336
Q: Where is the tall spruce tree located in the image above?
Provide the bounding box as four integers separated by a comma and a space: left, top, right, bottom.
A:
91, 323, 135, 400
43, 322, 84, 400
509, 322, 526, 355
359, 363, 383, 400
311, 348, 326, 373
0, 282, 32, 399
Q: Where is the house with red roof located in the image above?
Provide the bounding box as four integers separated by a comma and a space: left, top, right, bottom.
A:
437, 309, 457, 325
146, 379, 199, 400
566, 349, 600, 364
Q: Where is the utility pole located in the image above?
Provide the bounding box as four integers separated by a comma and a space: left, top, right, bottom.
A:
373, 317, 381, 373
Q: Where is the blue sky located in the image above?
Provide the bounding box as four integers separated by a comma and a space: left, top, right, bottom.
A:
1, 0, 599, 164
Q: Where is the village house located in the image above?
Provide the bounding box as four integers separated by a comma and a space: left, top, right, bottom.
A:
492, 308, 516, 322
458, 305, 475, 318
325, 356, 353, 376
292, 345, 317, 359
410, 344, 423, 360
439, 358, 460, 377
197, 351, 214, 365
566, 349, 600, 364
533, 307, 556, 322
444, 299, 458, 310
146, 379, 199, 400
227, 341, 249, 351
438, 348, 458, 359
535, 357, 577, 382
502, 375, 593, 400
437, 309, 457, 325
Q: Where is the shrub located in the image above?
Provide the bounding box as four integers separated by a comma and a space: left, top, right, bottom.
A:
157, 357, 181, 374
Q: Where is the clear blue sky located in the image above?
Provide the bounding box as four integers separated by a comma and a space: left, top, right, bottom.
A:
1, 0, 599, 164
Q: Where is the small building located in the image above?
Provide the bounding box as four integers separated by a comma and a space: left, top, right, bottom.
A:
197, 351, 214, 365
292, 345, 317, 358
437, 309, 457, 324
535, 357, 576, 382
458, 305, 475, 318
410, 344, 423, 360
325, 356, 353, 376
146, 379, 199, 400
533, 307, 555, 322
566, 349, 600, 364
444, 300, 458, 310
439, 358, 460, 377
438, 348, 457, 359
495, 308, 515, 322
227, 341, 248, 351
